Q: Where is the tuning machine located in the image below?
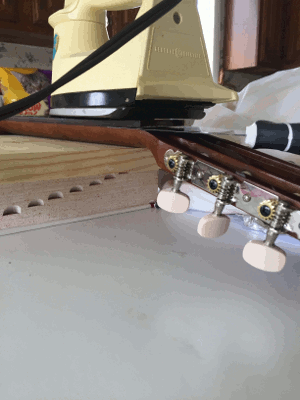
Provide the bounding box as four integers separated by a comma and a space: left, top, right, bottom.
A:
156, 150, 193, 213
157, 150, 238, 230
157, 149, 296, 272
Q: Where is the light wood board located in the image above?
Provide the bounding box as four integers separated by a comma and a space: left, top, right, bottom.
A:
0, 135, 159, 184
0, 135, 159, 230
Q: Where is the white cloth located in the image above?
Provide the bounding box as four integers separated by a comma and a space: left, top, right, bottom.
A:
193, 67, 300, 135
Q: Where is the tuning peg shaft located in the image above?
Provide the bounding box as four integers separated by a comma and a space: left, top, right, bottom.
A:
198, 175, 237, 238
157, 151, 193, 214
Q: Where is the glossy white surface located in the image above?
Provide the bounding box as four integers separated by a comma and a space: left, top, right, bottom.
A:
1, 209, 299, 400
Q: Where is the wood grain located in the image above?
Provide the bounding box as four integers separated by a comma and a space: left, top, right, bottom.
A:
107, 8, 139, 38
223, 0, 261, 70
0, 0, 64, 47
0, 131, 159, 230
0, 135, 158, 184
220, 0, 300, 84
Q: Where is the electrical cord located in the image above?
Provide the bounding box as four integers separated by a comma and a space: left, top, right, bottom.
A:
0, 0, 182, 121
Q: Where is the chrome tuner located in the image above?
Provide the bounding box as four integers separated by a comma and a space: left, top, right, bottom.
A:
198, 175, 237, 238
157, 150, 193, 214
243, 200, 292, 272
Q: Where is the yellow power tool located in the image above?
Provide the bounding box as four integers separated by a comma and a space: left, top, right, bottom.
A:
48, 0, 238, 119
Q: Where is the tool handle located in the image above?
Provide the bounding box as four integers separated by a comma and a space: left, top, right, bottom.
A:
245, 120, 300, 154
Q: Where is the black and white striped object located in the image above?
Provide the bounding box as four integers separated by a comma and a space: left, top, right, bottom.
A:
245, 121, 300, 154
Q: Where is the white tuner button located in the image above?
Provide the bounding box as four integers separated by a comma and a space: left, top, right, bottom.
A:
157, 189, 190, 214
243, 240, 286, 272
197, 214, 230, 238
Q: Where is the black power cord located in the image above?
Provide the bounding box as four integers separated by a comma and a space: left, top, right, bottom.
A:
0, 0, 182, 122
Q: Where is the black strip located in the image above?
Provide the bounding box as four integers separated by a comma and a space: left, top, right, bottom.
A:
51, 90, 215, 120
289, 123, 300, 154
5, 115, 186, 128
51, 89, 137, 108
253, 120, 289, 151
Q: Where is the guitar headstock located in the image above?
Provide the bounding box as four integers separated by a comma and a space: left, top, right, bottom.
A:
148, 128, 300, 273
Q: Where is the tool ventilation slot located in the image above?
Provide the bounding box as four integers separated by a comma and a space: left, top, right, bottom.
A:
104, 174, 116, 180
3, 205, 21, 216
48, 191, 64, 200
28, 199, 44, 207
70, 185, 83, 193
89, 180, 102, 186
